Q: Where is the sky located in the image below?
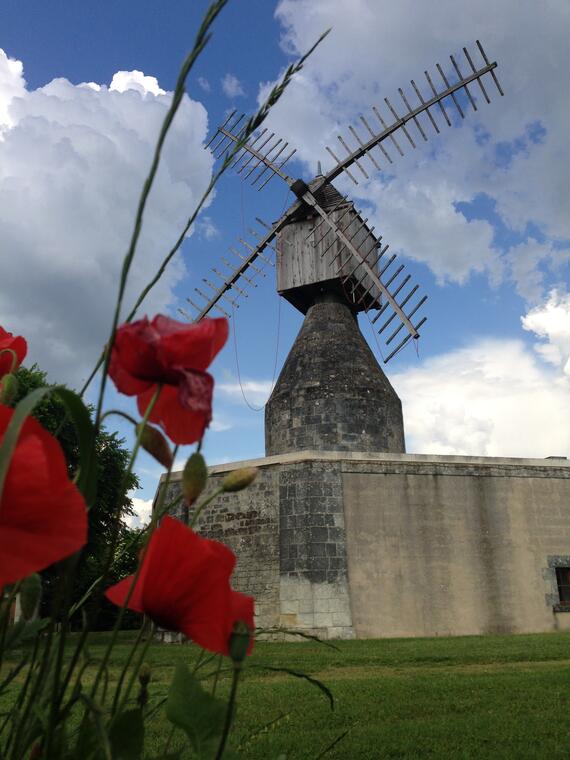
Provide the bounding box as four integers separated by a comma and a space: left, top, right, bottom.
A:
0, 0, 569, 526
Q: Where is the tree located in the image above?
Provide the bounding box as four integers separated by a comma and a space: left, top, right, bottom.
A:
13, 365, 143, 629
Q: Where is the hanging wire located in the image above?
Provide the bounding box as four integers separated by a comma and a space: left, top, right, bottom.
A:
231, 292, 282, 412
231, 182, 290, 411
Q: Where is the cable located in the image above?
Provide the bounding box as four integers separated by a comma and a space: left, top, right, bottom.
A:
231, 296, 282, 412
231, 181, 290, 411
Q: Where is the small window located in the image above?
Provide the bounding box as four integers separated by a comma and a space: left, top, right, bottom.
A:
556, 567, 570, 604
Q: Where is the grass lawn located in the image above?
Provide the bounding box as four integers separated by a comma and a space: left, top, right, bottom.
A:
5, 630, 570, 758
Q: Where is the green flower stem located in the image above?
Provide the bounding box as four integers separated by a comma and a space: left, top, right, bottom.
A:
190, 486, 224, 528
78, 26, 330, 402
100, 409, 139, 427
45, 555, 80, 757
114, 621, 155, 716
0, 582, 21, 673
0, 349, 18, 376
0, 635, 39, 746
91, 0, 228, 434
9, 619, 56, 758
111, 618, 148, 716
151, 445, 180, 523
164, 725, 177, 754
67, 491, 183, 620
211, 655, 224, 697
215, 663, 242, 760
89, 384, 162, 701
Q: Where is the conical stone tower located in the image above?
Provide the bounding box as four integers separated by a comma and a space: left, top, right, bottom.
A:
265, 292, 405, 456
265, 177, 405, 457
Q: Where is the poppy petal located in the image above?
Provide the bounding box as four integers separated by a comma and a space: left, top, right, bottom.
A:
105, 517, 252, 657
0, 329, 27, 375
104, 574, 145, 614
109, 317, 174, 393
0, 406, 87, 588
154, 317, 228, 373
137, 384, 211, 445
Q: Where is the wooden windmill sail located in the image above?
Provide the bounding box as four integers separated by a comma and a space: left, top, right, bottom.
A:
186, 40, 503, 362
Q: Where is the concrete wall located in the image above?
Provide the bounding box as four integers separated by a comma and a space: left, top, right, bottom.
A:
160, 451, 570, 640
341, 457, 570, 638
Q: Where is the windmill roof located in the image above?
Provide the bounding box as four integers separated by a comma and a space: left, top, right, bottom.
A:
308, 178, 349, 211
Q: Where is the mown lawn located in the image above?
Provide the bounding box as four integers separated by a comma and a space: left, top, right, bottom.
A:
6, 631, 570, 758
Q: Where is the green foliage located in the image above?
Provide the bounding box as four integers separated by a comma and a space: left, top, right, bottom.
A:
13, 365, 142, 629
166, 662, 226, 757
109, 709, 145, 759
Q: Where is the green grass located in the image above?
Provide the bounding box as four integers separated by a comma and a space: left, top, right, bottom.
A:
6, 631, 570, 758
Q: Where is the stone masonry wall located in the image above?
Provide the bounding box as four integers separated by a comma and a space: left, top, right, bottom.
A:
265, 298, 405, 456
158, 451, 570, 640
164, 466, 281, 630
278, 460, 353, 638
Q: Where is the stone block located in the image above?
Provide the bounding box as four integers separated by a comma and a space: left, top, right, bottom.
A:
313, 597, 330, 613
314, 612, 333, 628
297, 612, 315, 627
281, 600, 299, 615
312, 583, 333, 599
327, 626, 356, 640
332, 611, 352, 627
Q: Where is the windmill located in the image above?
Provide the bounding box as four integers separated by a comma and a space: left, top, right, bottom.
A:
184, 41, 504, 456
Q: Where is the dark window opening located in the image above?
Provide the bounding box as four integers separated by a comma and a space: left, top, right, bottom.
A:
556, 567, 570, 604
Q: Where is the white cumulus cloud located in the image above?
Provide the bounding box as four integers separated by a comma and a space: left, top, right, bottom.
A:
259, 0, 570, 296
109, 70, 165, 96
222, 73, 245, 98
522, 289, 570, 376
0, 48, 214, 388
128, 496, 154, 529
218, 379, 274, 407
393, 338, 570, 458
197, 76, 211, 93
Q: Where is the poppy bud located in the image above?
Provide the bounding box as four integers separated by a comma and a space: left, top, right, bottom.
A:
222, 467, 258, 493
20, 573, 41, 621
136, 423, 174, 469
0, 373, 18, 405
138, 662, 152, 686
182, 452, 208, 504
229, 620, 251, 664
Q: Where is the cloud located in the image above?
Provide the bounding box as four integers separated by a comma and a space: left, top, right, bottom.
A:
197, 215, 220, 240
0, 49, 25, 130
392, 337, 570, 458
222, 73, 245, 98
197, 76, 211, 93
258, 0, 570, 296
0, 49, 214, 388
522, 289, 570, 375
217, 379, 274, 407
109, 70, 165, 96
128, 495, 153, 528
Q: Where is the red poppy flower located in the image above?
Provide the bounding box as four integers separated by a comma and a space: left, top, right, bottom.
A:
0, 327, 27, 376
109, 316, 228, 444
105, 516, 254, 657
0, 405, 87, 590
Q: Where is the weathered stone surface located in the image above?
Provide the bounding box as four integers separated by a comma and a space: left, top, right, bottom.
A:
159, 451, 570, 640
167, 466, 281, 631
265, 294, 405, 456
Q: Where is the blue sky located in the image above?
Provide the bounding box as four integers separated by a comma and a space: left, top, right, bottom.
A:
1, 1, 569, 524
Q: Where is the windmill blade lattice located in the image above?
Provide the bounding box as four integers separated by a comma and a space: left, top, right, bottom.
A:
205, 112, 297, 192
188, 40, 503, 363
302, 192, 427, 362
183, 216, 280, 322
323, 40, 503, 186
